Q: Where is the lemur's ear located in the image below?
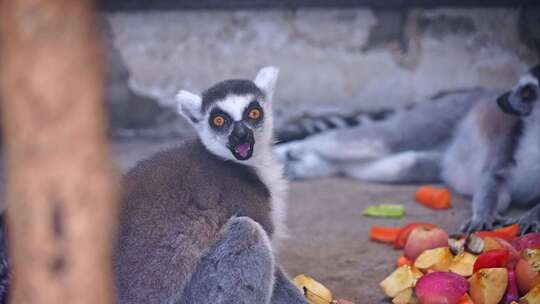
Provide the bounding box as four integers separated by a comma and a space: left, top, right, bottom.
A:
254, 66, 279, 102
176, 90, 203, 125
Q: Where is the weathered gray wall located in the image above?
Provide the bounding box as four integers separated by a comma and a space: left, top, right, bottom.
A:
108, 8, 538, 117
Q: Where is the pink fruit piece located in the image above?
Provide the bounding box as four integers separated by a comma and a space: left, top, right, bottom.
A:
404, 227, 449, 260
512, 233, 540, 252
415, 272, 468, 304
501, 269, 519, 304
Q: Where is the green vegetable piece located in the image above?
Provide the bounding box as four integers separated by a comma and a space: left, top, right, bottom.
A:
363, 204, 405, 219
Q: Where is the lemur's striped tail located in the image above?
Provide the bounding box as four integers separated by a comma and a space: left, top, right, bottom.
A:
275, 109, 395, 143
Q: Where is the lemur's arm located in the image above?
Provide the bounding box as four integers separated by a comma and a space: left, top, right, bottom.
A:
461, 136, 514, 233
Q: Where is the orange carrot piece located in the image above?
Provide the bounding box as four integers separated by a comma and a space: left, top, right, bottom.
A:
415, 186, 452, 210
458, 293, 474, 304
396, 255, 413, 267
369, 226, 402, 244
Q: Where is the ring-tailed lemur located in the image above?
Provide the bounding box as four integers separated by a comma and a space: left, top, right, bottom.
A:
275, 65, 540, 234
115, 67, 307, 304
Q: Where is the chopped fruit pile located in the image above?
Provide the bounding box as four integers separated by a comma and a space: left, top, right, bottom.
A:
377, 223, 540, 304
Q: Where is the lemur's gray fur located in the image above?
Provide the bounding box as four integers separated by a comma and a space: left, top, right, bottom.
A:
275, 65, 540, 234
115, 67, 307, 304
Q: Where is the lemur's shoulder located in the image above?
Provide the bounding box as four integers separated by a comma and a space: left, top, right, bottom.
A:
121, 138, 272, 232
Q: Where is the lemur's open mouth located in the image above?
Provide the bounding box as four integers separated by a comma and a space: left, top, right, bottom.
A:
228, 122, 255, 161
229, 140, 254, 161
235, 143, 252, 158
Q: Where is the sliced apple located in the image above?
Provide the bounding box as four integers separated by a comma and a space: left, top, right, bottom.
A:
483, 237, 520, 268
520, 284, 540, 304
380, 265, 423, 298
404, 227, 449, 260
415, 271, 468, 304
293, 274, 333, 304
449, 252, 477, 277
414, 247, 453, 272
469, 268, 508, 304
515, 249, 540, 294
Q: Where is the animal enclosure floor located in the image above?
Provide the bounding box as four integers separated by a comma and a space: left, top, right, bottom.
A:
111, 138, 472, 303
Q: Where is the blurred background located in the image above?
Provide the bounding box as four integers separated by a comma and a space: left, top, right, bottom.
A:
93, 2, 540, 302
99, 1, 539, 145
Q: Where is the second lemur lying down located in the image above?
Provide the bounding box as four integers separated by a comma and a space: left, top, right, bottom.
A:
116, 67, 307, 304
275, 65, 540, 234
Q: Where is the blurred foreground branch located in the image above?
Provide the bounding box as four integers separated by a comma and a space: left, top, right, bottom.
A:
0, 0, 120, 303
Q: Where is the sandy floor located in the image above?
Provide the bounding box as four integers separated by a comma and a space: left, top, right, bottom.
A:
109, 138, 481, 303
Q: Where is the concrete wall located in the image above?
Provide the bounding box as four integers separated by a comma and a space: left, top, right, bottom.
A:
108, 8, 538, 119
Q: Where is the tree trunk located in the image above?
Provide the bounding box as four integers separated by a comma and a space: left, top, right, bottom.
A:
0, 0, 120, 303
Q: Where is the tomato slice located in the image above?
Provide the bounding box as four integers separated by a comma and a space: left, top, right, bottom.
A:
473, 249, 509, 273
393, 222, 436, 249
475, 224, 520, 242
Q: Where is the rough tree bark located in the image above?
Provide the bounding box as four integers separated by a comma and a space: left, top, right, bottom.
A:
0, 0, 120, 303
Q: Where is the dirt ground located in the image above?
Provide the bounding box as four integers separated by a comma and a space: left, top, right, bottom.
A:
109, 138, 480, 303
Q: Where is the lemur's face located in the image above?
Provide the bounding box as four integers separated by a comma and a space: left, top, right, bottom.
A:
497, 65, 540, 117
204, 94, 267, 161
177, 67, 279, 163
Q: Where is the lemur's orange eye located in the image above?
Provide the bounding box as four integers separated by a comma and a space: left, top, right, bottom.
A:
522, 88, 531, 98
248, 109, 261, 120
212, 115, 225, 127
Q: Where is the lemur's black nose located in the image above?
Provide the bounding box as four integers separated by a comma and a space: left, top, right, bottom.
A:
231, 122, 250, 142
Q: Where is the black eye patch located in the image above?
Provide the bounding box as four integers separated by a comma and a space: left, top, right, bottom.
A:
243, 101, 264, 124
520, 85, 537, 103
208, 109, 231, 131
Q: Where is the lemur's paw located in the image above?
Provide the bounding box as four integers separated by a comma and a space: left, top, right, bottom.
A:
514, 214, 540, 235
275, 144, 331, 180
459, 214, 511, 234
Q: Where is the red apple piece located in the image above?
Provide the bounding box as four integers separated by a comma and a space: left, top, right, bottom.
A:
512, 233, 540, 253
404, 227, 449, 260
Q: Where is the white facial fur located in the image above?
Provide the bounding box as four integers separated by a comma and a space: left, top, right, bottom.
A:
517, 73, 539, 88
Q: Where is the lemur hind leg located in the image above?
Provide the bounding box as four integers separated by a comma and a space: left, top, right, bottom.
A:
343, 150, 442, 183
271, 267, 308, 304
178, 217, 275, 304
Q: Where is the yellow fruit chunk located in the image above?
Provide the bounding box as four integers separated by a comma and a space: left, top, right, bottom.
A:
469, 268, 508, 304
520, 284, 540, 303
293, 274, 333, 304
380, 265, 423, 298
449, 252, 477, 277
392, 287, 419, 304
414, 247, 453, 272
